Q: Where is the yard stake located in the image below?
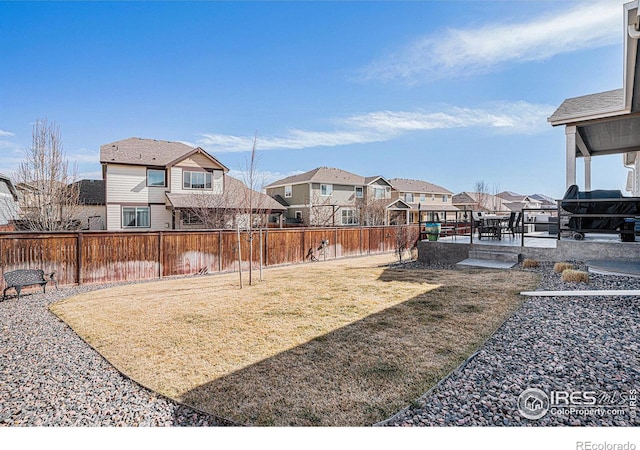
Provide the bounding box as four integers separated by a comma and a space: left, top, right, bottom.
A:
237, 223, 243, 289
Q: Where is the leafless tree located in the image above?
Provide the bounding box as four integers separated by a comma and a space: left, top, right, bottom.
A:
394, 224, 418, 263
240, 133, 271, 286
310, 193, 338, 227
473, 180, 491, 212
181, 179, 243, 229
13, 118, 82, 231
356, 195, 388, 226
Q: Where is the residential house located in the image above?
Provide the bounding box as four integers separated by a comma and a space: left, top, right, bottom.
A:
0, 173, 19, 231
529, 193, 557, 209
388, 178, 457, 223
452, 191, 511, 214
496, 191, 543, 212
265, 167, 398, 226
100, 137, 284, 230
71, 179, 106, 230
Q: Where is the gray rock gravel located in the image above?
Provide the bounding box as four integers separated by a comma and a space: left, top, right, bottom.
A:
382, 261, 640, 426
0, 281, 228, 427
2, 262, 638, 427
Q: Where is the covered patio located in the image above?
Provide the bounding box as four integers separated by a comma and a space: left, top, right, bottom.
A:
548, 1, 640, 193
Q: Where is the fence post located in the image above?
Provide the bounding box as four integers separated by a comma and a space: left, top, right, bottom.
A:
334, 228, 338, 259
302, 228, 306, 263
158, 231, 163, 279
264, 229, 269, 267
218, 230, 223, 272
77, 232, 83, 286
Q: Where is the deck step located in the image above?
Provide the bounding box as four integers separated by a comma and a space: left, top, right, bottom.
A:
468, 250, 520, 263
456, 258, 518, 269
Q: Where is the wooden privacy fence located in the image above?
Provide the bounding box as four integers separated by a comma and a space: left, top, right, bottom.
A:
0, 225, 419, 290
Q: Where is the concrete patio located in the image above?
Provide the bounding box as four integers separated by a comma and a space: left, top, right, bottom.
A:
419, 231, 640, 268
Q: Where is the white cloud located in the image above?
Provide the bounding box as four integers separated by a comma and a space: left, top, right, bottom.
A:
199, 101, 554, 153
347, 102, 554, 134
360, 0, 621, 83
0, 129, 15, 137
199, 129, 385, 153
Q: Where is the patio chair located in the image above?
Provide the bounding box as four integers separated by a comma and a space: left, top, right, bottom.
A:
500, 212, 517, 238
512, 212, 523, 235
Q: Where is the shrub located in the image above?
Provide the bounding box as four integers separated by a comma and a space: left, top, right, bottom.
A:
522, 259, 539, 268
562, 269, 589, 283
554, 262, 574, 273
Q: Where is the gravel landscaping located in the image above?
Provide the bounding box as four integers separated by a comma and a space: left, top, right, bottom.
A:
382, 261, 640, 427
0, 282, 228, 426
1, 261, 638, 427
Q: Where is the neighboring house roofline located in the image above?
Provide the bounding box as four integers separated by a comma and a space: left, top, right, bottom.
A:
0, 173, 19, 201
388, 177, 453, 195
364, 175, 393, 187
386, 198, 412, 209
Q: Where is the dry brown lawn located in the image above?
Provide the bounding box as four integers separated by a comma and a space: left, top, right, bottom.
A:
50, 254, 539, 426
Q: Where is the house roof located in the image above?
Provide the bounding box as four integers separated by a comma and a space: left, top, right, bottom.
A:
547, 89, 625, 125
388, 178, 452, 194
386, 198, 412, 210
452, 192, 476, 205
266, 167, 379, 188
496, 191, 529, 202
0, 173, 18, 201
530, 193, 557, 206
412, 203, 461, 212
166, 175, 285, 212
72, 179, 105, 205
100, 137, 229, 171
546, 2, 640, 163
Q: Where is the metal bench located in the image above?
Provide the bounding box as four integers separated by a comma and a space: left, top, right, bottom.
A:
2, 269, 57, 300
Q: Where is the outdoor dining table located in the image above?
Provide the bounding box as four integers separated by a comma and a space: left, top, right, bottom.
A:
477, 215, 509, 240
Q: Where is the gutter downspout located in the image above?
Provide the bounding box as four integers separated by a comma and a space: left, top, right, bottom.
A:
629, 1, 640, 39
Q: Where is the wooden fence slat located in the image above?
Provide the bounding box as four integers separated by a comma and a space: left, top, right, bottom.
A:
0, 225, 417, 290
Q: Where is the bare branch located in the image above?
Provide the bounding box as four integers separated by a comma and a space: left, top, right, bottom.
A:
13, 118, 82, 231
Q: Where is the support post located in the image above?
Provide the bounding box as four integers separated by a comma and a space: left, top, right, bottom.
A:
565, 125, 577, 189
584, 156, 592, 191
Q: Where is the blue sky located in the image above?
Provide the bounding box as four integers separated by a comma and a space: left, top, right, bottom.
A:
0, 0, 631, 199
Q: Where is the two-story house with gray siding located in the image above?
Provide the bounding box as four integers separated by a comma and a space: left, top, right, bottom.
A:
266, 167, 402, 226
0, 173, 19, 231
388, 178, 458, 223
100, 137, 284, 230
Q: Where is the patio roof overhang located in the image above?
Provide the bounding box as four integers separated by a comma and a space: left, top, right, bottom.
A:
548, 1, 640, 191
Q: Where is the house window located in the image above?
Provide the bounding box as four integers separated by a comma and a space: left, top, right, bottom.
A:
122, 206, 150, 228
432, 194, 435, 201
420, 194, 426, 202
321, 184, 333, 196
442, 194, 449, 202
181, 210, 202, 225
147, 169, 166, 187
183, 171, 212, 189
355, 186, 363, 198
295, 211, 302, 220
373, 187, 386, 199
341, 209, 358, 225
284, 185, 292, 198
405, 193, 414, 202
